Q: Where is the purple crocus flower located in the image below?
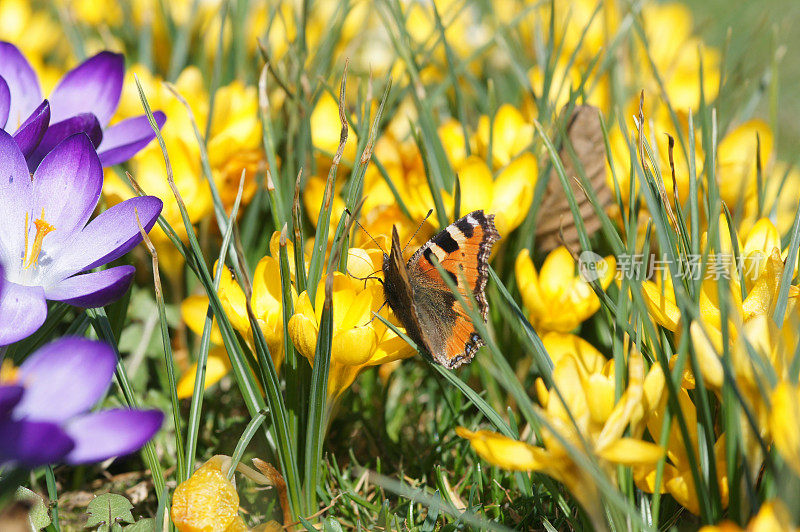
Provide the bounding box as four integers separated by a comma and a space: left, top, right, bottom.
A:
0, 41, 166, 169
0, 130, 163, 345
0, 337, 163, 468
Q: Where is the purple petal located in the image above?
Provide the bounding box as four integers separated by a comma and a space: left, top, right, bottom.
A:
27, 113, 103, 171
15, 337, 116, 422
29, 133, 102, 251
0, 385, 23, 419
49, 51, 123, 127
64, 409, 163, 465
0, 418, 74, 467
98, 111, 165, 166
0, 281, 47, 346
47, 195, 162, 278
0, 76, 9, 129
0, 42, 42, 130
0, 129, 32, 268
13, 99, 50, 158
45, 265, 135, 307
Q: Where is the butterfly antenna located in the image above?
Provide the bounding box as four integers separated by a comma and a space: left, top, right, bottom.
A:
366, 299, 389, 325
402, 208, 434, 254
345, 208, 386, 253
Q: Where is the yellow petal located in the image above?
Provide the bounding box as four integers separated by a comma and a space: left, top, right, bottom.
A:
770, 382, 800, 476
666, 473, 701, 516
332, 327, 378, 366
477, 104, 533, 168
542, 332, 606, 373
634, 462, 678, 495
181, 295, 224, 345
491, 152, 537, 234
339, 286, 374, 331
439, 118, 469, 168
584, 373, 615, 424
596, 438, 664, 466
515, 249, 545, 315
539, 247, 577, 301
310, 91, 357, 161
456, 427, 546, 471
642, 280, 680, 331
456, 156, 494, 214
689, 321, 724, 389
288, 313, 319, 362
747, 501, 795, 532
744, 218, 781, 258
742, 249, 784, 320
346, 247, 378, 283
218, 269, 252, 336
252, 256, 283, 319
718, 119, 773, 207
176, 348, 232, 399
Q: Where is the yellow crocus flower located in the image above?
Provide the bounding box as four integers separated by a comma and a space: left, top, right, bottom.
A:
475, 104, 534, 169
516, 247, 615, 333
103, 65, 264, 278
699, 501, 798, 532
717, 120, 773, 210
288, 258, 414, 400
459, 341, 663, 528
770, 383, 800, 477
177, 234, 297, 398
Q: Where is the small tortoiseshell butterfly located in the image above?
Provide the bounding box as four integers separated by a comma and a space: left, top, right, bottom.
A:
382, 210, 500, 368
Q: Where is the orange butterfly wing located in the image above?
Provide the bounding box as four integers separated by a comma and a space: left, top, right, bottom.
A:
406, 211, 499, 368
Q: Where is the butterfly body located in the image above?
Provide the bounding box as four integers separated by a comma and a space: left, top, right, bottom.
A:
382, 210, 500, 368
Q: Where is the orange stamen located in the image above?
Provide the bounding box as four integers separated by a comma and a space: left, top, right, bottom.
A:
0, 360, 18, 384
22, 208, 55, 270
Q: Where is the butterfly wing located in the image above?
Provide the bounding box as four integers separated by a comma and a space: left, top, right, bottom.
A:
406, 210, 500, 368
382, 226, 435, 356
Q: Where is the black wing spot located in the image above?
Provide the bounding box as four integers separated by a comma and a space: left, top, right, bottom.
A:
434, 231, 460, 253
455, 217, 474, 238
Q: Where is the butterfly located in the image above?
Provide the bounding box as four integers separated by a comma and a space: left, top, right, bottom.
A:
381, 210, 500, 369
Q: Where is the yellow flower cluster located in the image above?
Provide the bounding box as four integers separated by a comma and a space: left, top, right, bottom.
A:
465, 214, 800, 520
179, 232, 415, 401
460, 334, 665, 527
103, 65, 264, 278
303, 96, 538, 247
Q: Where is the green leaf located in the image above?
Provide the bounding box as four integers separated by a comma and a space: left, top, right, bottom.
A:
123, 519, 154, 531
15, 486, 51, 531
84, 494, 135, 530
323, 517, 345, 532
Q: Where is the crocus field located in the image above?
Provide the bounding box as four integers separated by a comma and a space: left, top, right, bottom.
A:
1, 0, 800, 530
